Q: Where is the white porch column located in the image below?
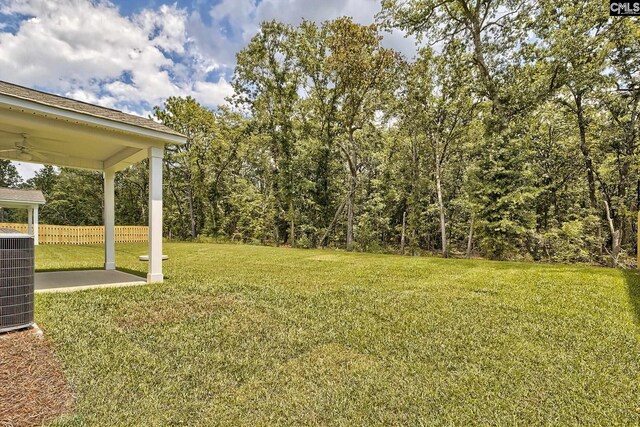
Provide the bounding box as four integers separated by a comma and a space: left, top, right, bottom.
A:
27, 207, 33, 236
104, 169, 116, 270
33, 206, 39, 246
148, 146, 164, 283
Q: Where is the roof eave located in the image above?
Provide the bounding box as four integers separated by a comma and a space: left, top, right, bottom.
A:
0, 199, 46, 206
0, 94, 187, 145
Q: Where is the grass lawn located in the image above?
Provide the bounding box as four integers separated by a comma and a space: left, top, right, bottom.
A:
35, 243, 640, 426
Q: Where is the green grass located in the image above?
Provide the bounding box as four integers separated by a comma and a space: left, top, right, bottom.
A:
35, 243, 640, 426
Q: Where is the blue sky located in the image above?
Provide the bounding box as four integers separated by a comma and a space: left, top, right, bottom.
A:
0, 0, 415, 178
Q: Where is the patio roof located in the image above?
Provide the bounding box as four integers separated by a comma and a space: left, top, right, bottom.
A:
0, 80, 185, 171
0, 81, 183, 138
0, 80, 186, 283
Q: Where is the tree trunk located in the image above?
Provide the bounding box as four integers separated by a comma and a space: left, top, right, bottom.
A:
289, 200, 295, 248
400, 211, 406, 255
411, 228, 417, 256
346, 174, 355, 251
466, 212, 475, 259
575, 93, 598, 210
604, 200, 621, 267
409, 137, 419, 257
346, 131, 357, 251
321, 196, 347, 247
434, 151, 447, 258
166, 167, 184, 222
573, 91, 606, 258
209, 203, 217, 236
188, 187, 197, 239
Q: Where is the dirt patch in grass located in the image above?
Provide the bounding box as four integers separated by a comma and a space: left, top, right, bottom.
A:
0, 328, 73, 427
118, 292, 244, 329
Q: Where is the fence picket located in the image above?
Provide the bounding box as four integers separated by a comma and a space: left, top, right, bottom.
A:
0, 223, 148, 244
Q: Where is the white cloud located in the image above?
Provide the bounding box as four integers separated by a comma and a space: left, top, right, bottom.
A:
135, 4, 188, 54
0, 0, 230, 112
190, 78, 234, 107
210, 0, 256, 32
0, 0, 418, 119
0, 0, 419, 180
195, 0, 418, 64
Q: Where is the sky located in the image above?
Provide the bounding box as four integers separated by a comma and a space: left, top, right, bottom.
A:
0, 0, 417, 179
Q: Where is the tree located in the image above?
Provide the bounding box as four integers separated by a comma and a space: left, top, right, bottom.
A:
533, 4, 639, 265
154, 96, 221, 239
402, 43, 475, 257
595, 17, 640, 265
24, 165, 58, 224
43, 168, 103, 226
294, 20, 343, 246
25, 7, 635, 266
234, 21, 302, 246
115, 162, 148, 226
325, 17, 402, 250
380, 0, 557, 259
534, 0, 610, 212
0, 160, 22, 188
0, 160, 22, 222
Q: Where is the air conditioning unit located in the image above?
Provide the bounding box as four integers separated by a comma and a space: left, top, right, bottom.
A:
0, 229, 34, 333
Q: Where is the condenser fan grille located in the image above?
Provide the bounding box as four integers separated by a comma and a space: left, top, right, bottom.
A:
0, 232, 35, 333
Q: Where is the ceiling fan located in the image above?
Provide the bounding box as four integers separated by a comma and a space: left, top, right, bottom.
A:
0, 134, 63, 162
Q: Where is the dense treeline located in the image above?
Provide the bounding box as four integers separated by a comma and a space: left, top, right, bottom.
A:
10, 0, 640, 266
0, 162, 143, 226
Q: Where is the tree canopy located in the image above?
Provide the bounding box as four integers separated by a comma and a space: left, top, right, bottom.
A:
19, 4, 640, 266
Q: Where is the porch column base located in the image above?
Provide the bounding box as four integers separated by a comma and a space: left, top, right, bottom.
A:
147, 273, 163, 284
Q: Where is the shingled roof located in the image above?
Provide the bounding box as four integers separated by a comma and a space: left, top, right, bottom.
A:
0, 188, 45, 204
0, 80, 183, 138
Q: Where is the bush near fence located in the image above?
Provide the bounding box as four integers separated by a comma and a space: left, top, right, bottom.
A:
0, 223, 148, 245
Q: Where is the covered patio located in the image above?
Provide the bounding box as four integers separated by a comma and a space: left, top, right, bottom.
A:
35, 270, 145, 293
0, 80, 186, 285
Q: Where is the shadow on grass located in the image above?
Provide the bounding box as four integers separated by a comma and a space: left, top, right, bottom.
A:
117, 267, 147, 279
623, 269, 640, 328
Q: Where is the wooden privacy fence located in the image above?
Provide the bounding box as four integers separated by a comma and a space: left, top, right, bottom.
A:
0, 223, 148, 245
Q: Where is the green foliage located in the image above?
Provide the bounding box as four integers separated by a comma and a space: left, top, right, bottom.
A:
469, 132, 539, 259
0, 159, 21, 188
40, 169, 103, 226
153, 97, 246, 239
0, 159, 22, 222
114, 163, 148, 226
15, 8, 640, 266
296, 233, 312, 249
538, 215, 603, 264
398, 42, 476, 257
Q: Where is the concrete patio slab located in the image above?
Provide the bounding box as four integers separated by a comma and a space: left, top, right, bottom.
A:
35, 270, 146, 293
